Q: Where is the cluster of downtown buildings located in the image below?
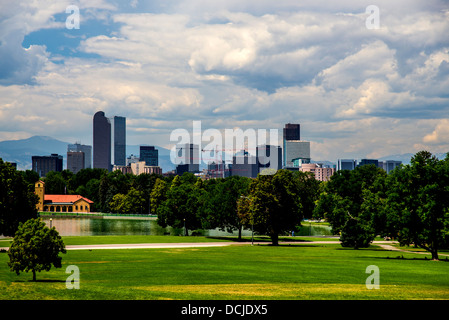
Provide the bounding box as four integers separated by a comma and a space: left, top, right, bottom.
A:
31, 113, 402, 181
32, 111, 162, 177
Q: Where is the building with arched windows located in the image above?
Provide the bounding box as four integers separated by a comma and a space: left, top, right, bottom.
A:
35, 181, 94, 213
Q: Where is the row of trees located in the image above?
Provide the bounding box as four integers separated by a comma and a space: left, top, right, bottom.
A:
150, 170, 321, 244
2, 150, 448, 259
313, 151, 449, 260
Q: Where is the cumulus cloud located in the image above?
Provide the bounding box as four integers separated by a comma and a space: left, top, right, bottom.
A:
423, 119, 449, 145
1, 0, 449, 162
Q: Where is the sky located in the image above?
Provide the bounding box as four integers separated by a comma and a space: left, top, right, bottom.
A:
0, 0, 448, 162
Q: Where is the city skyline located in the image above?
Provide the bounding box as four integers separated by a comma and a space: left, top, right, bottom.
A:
0, 1, 448, 163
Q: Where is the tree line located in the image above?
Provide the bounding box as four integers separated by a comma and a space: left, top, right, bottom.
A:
313, 151, 449, 260
150, 171, 320, 243
1, 150, 448, 259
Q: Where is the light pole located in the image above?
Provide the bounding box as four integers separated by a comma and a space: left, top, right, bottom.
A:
251, 216, 254, 246
50, 218, 52, 229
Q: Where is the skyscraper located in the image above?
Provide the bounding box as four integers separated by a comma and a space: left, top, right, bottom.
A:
140, 146, 158, 166
67, 151, 85, 174
358, 159, 379, 167
337, 159, 357, 171
231, 150, 258, 178
113, 116, 126, 166
93, 111, 111, 171
32, 154, 63, 177
284, 141, 310, 167
257, 144, 282, 173
175, 143, 200, 175
68, 143, 92, 169
283, 123, 300, 141
283, 123, 310, 167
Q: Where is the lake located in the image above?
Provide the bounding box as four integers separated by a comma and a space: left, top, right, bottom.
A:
41, 216, 333, 237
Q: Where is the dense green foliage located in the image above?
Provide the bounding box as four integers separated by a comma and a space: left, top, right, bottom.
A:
383, 151, 449, 260
314, 151, 449, 259
150, 170, 320, 243
237, 170, 305, 245
0, 159, 38, 236
7, 218, 66, 281
7, 150, 448, 258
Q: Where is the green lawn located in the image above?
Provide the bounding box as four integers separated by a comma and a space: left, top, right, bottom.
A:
0, 235, 339, 247
1, 241, 448, 300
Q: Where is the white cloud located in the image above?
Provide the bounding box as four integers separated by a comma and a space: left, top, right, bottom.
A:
423, 119, 449, 145
1, 0, 449, 163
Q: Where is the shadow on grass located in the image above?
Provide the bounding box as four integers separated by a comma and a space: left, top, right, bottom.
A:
205, 236, 316, 243
374, 255, 449, 262
13, 279, 66, 283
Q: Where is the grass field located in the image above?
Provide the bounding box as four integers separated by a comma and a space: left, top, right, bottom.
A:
1, 237, 448, 300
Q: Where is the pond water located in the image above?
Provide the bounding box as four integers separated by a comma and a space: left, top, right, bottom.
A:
41, 216, 333, 237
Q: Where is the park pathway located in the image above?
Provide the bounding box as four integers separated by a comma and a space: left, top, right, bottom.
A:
2, 240, 448, 258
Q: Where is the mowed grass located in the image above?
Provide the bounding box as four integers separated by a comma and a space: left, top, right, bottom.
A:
1, 241, 448, 300
0, 235, 339, 247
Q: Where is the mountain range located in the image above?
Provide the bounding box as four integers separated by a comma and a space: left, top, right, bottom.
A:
0, 135, 446, 172
0, 135, 175, 172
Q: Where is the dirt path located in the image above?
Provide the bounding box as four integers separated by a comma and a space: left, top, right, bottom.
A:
376, 243, 449, 258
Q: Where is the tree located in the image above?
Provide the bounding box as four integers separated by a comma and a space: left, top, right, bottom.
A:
69, 168, 108, 192
242, 170, 302, 245
0, 159, 38, 237
43, 171, 67, 194
313, 164, 386, 248
385, 151, 449, 260
132, 173, 162, 215
109, 187, 146, 214
200, 176, 251, 240
98, 170, 131, 213
293, 171, 321, 219
155, 174, 203, 235
8, 218, 66, 281
150, 178, 168, 215
21, 170, 40, 187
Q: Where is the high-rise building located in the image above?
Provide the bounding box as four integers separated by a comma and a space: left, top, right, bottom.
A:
358, 159, 379, 167
231, 150, 259, 178
113, 116, 126, 166
378, 160, 402, 174
140, 146, 158, 166
283, 123, 310, 167
384, 160, 402, 173
284, 140, 311, 167
67, 151, 85, 174
283, 123, 300, 141
68, 143, 92, 169
32, 154, 63, 177
207, 161, 230, 178
175, 143, 200, 175
93, 111, 111, 171
257, 144, 282, 173
337, 159, 357, 171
